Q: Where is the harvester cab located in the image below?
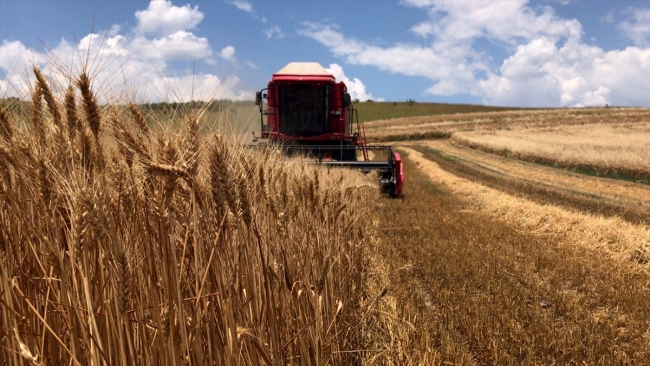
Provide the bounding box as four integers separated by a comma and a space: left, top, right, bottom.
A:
255, 62, 403, 197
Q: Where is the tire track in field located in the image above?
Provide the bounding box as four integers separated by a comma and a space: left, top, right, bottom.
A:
405, 140, 650, 226
373, 149, 650, 364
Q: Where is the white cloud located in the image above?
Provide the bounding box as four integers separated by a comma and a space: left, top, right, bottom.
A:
264, 25, 285, 39
404, 0, 582, 44
150, 74, 251, 101
220, 46, 236, 62
128, 1, 214, 62
0, 0, 250, 102
0, 40, 46, 72
301, 23, 441, 78
228, 0, 253, 13
226, 0, 267, 22
619, 8, 650, 47
135, 0, 203, 36
326, 64, 382, 102
480, 40, 650, 107
601, 10, 615, 24
129, 31, 212, 60
299, 22, 484, 96
245, 60, 259, 69
107, 24, 122, 37
302, 0, 650, 107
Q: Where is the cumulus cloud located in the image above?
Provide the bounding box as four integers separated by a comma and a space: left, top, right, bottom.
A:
129, 31, 212, 60
480, 39, 650, 107
150, 74, 252, 101
0, 40, 47, 97
300, 23, 460, 80
0, 0, 250, 102
405, 0, 582, 44
220, 46, 236, 62
299, 21, 485, 96
619, 8, 650, 47
0, 40, 46, 71
135, 0, 203, 36
326, 64, 382, 102
118, 0, 214, 62
302, 0, 650, 107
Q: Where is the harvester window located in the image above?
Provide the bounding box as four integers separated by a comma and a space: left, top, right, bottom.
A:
278, 84, 328, 137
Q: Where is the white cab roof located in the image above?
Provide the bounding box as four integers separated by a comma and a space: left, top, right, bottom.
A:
275, 62, 331, 76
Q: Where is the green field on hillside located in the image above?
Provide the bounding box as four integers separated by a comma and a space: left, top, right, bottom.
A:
352, 101, 521, 123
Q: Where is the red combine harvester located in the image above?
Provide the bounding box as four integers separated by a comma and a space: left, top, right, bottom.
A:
255, 62, 404, 197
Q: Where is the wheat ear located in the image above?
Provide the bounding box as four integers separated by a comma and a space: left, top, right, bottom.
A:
33, 67, 62, 128
76, 72, 101, 139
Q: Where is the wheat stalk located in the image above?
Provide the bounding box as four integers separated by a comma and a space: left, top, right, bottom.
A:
65, 85, 79, 141
128, 103, 149, 135
0, 107, 13, 142
76, 72, 101, 139
33, 67, 62, 128
116, 247, 131, 315
31, 82, 46, 144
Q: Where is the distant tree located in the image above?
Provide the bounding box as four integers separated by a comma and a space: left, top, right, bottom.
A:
353, 98, 360, 103
366, 99, 374, 103
407, 98, 416, 106
0, 96, 20, 104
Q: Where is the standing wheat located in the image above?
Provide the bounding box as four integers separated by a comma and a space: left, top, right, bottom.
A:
116, 247, 131, 315
65, 85, 79, 141
128, 103, 149, 135
33, 67, 62, 128
31, 83, 45, 144
0, 107, 13, 142
76, 72, 101, 139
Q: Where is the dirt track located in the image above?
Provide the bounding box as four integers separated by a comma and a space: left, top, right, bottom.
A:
372, 145, 650, 364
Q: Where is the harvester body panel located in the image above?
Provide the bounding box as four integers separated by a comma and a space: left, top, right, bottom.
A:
261, 62, 351, 144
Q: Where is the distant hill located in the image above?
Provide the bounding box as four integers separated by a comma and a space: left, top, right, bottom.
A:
353, 101, 522, 123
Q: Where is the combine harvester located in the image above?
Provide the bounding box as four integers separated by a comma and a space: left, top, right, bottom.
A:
254, 62, 404, 197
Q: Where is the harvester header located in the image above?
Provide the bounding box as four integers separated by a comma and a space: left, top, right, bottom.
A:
255, 62, 403, 196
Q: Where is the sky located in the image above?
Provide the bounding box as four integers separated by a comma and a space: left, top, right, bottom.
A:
0, 0, 649, 107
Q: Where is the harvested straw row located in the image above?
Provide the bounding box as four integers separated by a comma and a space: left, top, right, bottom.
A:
402, 147, 650, 267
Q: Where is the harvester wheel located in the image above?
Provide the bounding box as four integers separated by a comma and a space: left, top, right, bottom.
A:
389, 183, 398, 198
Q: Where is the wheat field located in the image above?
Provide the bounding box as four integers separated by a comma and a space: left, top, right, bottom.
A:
365, 107, 650, 181
452, 121, 650, 181
3, 68, 650, 365
0, 68, 383, 365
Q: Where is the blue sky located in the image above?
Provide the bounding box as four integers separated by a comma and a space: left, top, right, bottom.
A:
1, 0, 648, 107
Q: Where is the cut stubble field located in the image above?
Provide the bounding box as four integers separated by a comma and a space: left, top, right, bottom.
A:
372, 151, 650, 364
364, 106, 650, 364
